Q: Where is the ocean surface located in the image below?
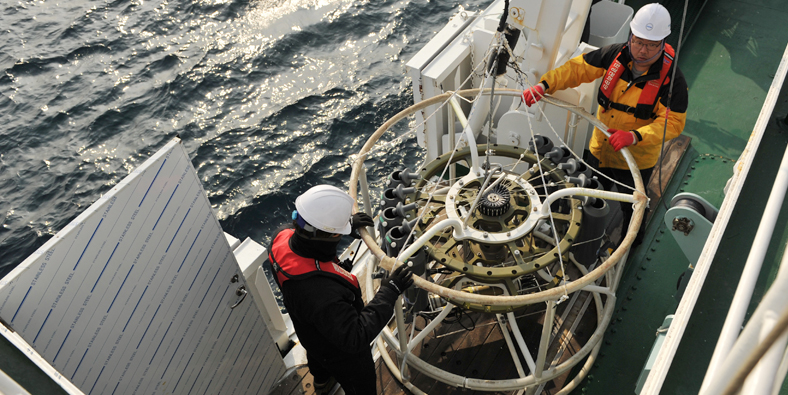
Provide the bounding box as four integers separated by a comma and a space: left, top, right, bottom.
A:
0, 0, 488, 278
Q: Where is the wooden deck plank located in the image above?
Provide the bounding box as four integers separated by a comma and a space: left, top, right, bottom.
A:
423, 313, 500, 394
406, 310, 477, 392
380, 313, 451, 395
466, 321, 511, 395
472, 334, 523, 387
377, 352, 409, 395
467, 306, 550, 392
467, 339, 516, 395
374, 321, 400, 394
462, 316, 507, 378
539, 292, 598, 395
268, 366, 312, 395
375, 352, 398, 394
646, 134, 691, 222
376, 318, 415, 395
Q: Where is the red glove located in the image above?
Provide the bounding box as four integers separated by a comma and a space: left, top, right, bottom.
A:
608, 129, 636, 151
521, 84, 545, 107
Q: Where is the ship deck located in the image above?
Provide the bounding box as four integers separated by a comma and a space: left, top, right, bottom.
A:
4, 0, 788, 394
273, 303, 599, 395
268, 0, 788, 394
584, 0, 788, 394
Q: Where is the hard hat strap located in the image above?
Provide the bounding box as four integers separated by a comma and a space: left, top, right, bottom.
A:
292, 211, 345, 241
293, 210, 318, 233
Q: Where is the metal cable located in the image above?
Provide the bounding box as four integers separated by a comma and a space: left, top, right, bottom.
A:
657, 0, 690, 212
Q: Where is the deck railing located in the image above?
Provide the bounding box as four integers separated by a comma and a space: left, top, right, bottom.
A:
642, 43, 788, 395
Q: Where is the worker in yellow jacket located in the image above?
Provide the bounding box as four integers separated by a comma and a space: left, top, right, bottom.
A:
522, 3, 688, 245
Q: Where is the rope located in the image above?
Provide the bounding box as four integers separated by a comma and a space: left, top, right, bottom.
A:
657, 0, 690, 212
524, 109, 570, 302
719, 305, 788, 395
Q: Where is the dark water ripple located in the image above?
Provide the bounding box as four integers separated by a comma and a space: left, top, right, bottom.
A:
0, 0, 487, 278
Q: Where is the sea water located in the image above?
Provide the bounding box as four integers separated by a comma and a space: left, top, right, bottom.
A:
0, 0, 487, 279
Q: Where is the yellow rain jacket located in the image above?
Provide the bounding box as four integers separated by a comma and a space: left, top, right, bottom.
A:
540, 43, 688, 170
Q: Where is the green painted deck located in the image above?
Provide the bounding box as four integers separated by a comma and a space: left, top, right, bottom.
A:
581, 0, 788, 394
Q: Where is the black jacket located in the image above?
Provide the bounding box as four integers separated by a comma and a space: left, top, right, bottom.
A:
271, 227, 399, 361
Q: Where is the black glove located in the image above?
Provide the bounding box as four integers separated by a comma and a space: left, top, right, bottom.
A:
381, 265, 414, 295
350, 212, 374, 230
350, 212, 374, 239
338, 258, 353, 272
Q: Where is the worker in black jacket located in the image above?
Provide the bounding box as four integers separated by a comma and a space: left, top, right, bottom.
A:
268, 184, 414, 394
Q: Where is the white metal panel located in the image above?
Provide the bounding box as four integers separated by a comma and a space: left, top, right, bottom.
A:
406, 10, 478, 160
0, 139, 285, 395
405, 11, 477, 74
508, 0, 543, 31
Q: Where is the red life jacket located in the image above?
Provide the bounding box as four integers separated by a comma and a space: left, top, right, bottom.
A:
268, 229, 360, 290
598, 43, 675, 120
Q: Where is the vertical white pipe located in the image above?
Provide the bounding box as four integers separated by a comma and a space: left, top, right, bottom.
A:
449, 101, 457, 181
497, 314, 527, 378
359, 164, 373, 218
701, 143, 788, 391
700, 243, 788, 395
508, 311, 538, 373
534, 300, 557, 378
395, 297, 410, 379
567, 113, 579, 150
743, 310, 788, 393
771, 349, 788, 395
449, 97, 469, 129
449, 96, 481, 172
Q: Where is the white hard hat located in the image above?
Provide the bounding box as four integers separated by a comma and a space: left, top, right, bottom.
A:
630, 3, 671, 41
295, 185, 354, 235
